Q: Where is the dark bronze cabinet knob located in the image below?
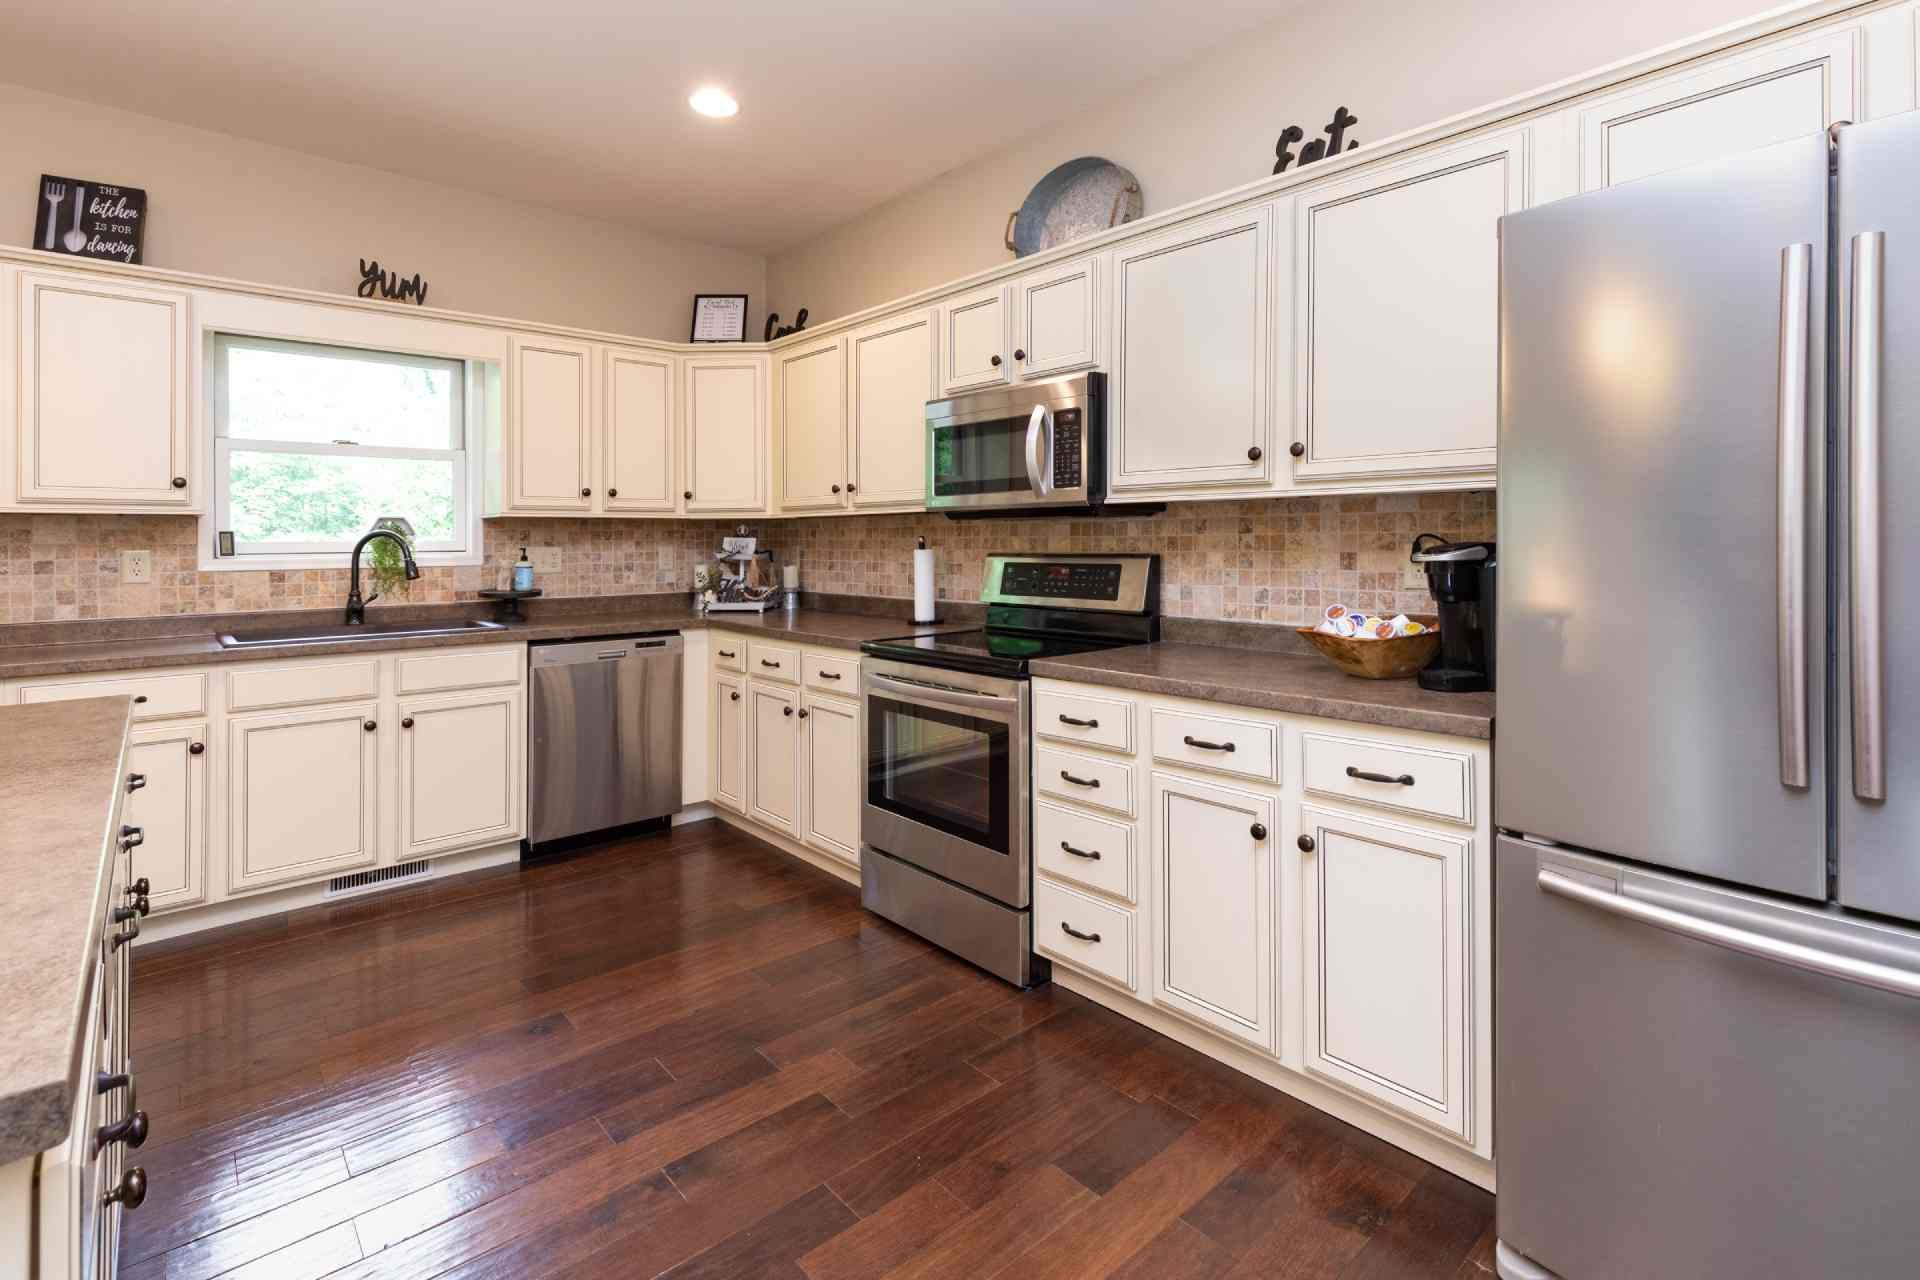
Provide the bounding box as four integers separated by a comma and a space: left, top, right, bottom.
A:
401, 717, 415, 729
797, 708, 809, 719
171, 477, 188, 489
729, 691, 740, 702
363, 720, 377, 732
989, 354, 1002, 367
112, 902, 144, 924
1297, 834, 1315, 853
133, 695, 148, 704
132, 895, 150, 918
607, 487, 618, 498
581, 487, 592, 497
1013, 348, 1026, 361
846, 483, 856, 493
1247, 446, 1263, 462
98, 1109, 148, 1152
128, 878, 150, 898
831, 484, 841, 494
96, 1071, 130, 1096
1289, 441, 1306, 458
1250, 823, 1268, 841
104, 1168, 147, 1210
188, 741, 204, 755
120, 825, 143, 850
126, 772, 146, 792
685, 490, 694, 500
783, 705, 794, 717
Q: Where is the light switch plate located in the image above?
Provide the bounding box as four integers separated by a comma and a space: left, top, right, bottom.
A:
121, 550, 153, 585
531, 545, 563, 573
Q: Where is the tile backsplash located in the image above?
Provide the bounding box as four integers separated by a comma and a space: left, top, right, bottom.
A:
0, 490, 1491, 626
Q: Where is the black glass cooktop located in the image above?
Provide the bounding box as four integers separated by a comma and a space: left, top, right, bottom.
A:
863, 628, 1140, 677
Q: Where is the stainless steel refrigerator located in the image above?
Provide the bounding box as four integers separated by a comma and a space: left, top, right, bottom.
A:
1496, 114, 1920, 1280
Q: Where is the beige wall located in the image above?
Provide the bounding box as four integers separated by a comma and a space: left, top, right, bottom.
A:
0, 81, 765, 341
766, 0, 1773, 322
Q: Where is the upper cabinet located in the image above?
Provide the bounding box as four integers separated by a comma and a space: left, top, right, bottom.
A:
601, 346, 678, 513
1109, 203, 1277, 494
683, 354, 768, 514
847, 309, 936, 509
938, 284, 1010, 394
775, 335, 849, 512
1289, 130, 1522, 483
1012, 258, 1099, 380
15, 269, 194, 509
506, 334, 594, 512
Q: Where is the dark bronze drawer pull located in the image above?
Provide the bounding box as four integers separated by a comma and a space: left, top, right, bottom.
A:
1057, 714, 1099, 728
128, 878, 149, 898
119, 824, 144, 850
104, 1168, 146, 1211
1060, 922, 1102, 943
1346, 766, 1415, 786
112, 921, 139, 950
1059, 770, 1100, 788
96, 1071, 130, 1096
760, 659, 781, 668
718, 649, 736, 658
1182, 735, 1235, 752
97, 1110, 148, 1153
818, 670, 841, 680
126, 772, 146, 792
1059, 841, 1102, 861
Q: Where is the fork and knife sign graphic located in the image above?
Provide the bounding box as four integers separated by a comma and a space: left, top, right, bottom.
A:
36, 175, 144, 263
41, 179, 91, 252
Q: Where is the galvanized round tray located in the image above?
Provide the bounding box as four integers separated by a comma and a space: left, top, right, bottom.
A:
1005, 157, 1143, 258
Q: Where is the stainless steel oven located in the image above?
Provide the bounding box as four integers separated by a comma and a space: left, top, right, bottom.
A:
926, 372, 1104, 513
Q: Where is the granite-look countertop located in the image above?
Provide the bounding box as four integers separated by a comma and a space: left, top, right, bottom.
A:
0, 697, 132, 1165
1030, 642, 1493, 739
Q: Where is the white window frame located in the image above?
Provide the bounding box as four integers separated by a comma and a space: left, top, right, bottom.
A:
200, 333, 485, 571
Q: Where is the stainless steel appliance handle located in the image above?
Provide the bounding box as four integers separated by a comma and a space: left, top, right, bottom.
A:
1024, 404, 1053, 498
1777, 243, 1811, 790
866, 672, 1019, 713
1539, 868, 1920, 1001
1851, 231, 1886, 801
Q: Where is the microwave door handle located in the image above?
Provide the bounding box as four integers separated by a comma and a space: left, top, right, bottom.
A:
867, 672, 1019, 713
1025, 404, 1053, 497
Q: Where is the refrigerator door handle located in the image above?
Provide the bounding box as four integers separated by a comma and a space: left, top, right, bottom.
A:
1538, 868, 1920, 1000
1850, 230, 1887, 801
1777, 243, 1812, 790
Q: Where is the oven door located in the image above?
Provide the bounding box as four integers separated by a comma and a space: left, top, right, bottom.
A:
926, 380, 1093, 510
862, 659, 1030, 907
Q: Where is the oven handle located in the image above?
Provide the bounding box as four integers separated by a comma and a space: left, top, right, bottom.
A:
1025, 404, 1053, 497
867, 672, 1022, 714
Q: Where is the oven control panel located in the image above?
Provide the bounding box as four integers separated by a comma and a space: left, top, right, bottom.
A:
983, 554, 1157, 613
1001, 559, 1122, 601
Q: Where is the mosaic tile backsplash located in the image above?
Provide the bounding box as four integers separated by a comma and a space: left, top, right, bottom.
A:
0, 491, 1491, 625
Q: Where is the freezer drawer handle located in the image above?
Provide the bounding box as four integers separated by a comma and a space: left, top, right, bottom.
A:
1538, 868, 1920, 1001
1850, 231, 1887, 801
1346, 766, 1413, 786
1777, 242, 1812, 791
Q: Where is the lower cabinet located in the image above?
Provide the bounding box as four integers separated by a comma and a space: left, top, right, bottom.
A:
748, 680, 800, 835
1299, 802, 1474, 1143
712, 673, 747, 813
124, 720, 209, 912
1149, 770, 1276, 1052
396, 687, 523, 858
227, 702, 381, 893
799, 691, 860, 865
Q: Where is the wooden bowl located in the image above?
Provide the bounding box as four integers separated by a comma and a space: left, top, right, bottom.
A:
1297, 623, 1442, 680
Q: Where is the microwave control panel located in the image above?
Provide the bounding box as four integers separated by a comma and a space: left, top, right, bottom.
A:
1051, 408, 1083, 490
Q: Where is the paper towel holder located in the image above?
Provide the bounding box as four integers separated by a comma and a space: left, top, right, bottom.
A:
912, 536, 943, 624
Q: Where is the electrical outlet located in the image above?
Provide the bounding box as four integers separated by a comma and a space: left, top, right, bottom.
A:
1400, 558, 1427, 591
121, 550, 153, 585
531, 545, 563, 573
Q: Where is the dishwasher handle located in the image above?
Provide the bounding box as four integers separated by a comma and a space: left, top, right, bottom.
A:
530, 633, 685, 667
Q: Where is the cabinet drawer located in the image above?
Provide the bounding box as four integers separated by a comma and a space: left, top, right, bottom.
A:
803, 651, 858, 696
18, 670, 206, 720
711, 636, 747, 671
1035, 801, 1135, 902
1035, 686, 1133, 753
1036, 745, 1134, 816
226, 658, 380, 711
748, 641, 798, 683
1301, 732, 1472, 824
1150, 707, 1278, 784
396, 645, 523, 694
1035, 878, 1136, 991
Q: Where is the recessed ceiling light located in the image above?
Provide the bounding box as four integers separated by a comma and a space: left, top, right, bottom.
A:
689, 86, 739, 119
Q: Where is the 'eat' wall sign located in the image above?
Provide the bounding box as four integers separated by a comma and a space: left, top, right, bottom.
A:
1273, 107, 1360, 174
33, 175, 146, 264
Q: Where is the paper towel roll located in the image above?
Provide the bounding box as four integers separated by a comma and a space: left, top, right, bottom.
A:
913, 545, 937, 623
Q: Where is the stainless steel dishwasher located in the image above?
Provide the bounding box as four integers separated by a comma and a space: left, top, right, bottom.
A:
527, 633, 682, 849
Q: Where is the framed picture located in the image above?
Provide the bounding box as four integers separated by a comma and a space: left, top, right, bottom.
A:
33, 175, 147, 265
690, 294, 749, 342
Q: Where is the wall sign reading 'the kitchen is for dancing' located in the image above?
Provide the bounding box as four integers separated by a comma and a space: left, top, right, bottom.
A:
33, 175, 147, 264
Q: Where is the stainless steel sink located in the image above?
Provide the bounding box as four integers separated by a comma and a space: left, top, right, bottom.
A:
217, 619, 509, 649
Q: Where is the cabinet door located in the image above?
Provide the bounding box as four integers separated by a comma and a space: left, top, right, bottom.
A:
713, 673, 747, 813
684, 356, 767, 513
397, 687, 523, 858
17, 270, 193, 507
848, 310, 935, 509
939, 285, 1010, 393
1111, 205, 1275, 492
509, 334, 594, 511
1150, 770, 1275, 1052
1299, 803, 1474, 1144
601, 346, 678, 513
125, 721, 209, 912
1014, 257, 1099, 379
1291, 131, 1520, 482
800, 692, 860, 865
1578, 26, 1859, 191
228, 703, 379, 891
776, 336, 848, 512
748, 680, 800, 835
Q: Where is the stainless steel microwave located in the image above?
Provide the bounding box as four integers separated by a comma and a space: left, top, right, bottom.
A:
925, 372, 1104, 513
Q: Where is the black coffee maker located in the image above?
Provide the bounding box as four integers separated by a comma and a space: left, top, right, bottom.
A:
1410, 533, 1496, 692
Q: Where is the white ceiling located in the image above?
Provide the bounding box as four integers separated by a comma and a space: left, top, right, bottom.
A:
0, 0, 1287, 255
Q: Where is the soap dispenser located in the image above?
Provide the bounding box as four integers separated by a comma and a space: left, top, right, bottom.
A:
513, 547, 535, 592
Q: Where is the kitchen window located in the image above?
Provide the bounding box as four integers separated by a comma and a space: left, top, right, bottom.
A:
207, 334, 479, 565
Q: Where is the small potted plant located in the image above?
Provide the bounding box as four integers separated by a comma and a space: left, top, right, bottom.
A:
365, 516, 418, 600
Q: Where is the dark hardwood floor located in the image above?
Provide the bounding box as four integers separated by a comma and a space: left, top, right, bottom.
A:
123, 819, 1495, 1280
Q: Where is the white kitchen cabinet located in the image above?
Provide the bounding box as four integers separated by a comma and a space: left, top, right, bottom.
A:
227, 702, 380, 892
776, 335, 848, 512
1013, 257, 1099, 380
396, 686, 523, 859
1290, 131, 1521, 482
683, 355, 767, 513
748, 680, 800, 835
1110, 204, 1276, 493
125, 720, 209, 913
600, 345, 678, 513
938, 284, 1010, 394
1299, 802, 1475, 1144
16, 269, 193, 509
847, 309, 935, 509
1577, 25, 1859, 191
799, 691, 860, 866
1149, 769, 1276, 1052
507, 334, 595, 512
712, 673, 748, 813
